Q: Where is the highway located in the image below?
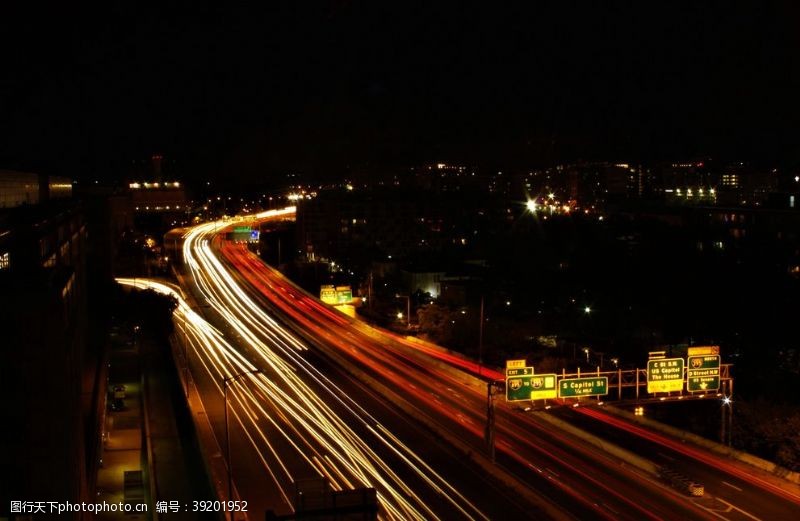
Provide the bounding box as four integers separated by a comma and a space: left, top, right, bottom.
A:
553, 405, 800, 520
141, 215, 551, 520
212, 212, 739, 520
142, 210, 800, 520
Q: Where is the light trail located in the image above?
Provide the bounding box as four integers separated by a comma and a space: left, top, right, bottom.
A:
193, 208, 799, 520
117, 214, 491, 520
216, 244, 652, 519
218, 232, 719, 521
576, 406, 800, 506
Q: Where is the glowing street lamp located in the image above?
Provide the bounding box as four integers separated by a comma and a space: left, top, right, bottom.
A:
526, 199, 537, 213
395, 294, 411, 327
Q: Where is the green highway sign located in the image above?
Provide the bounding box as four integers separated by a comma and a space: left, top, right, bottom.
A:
335, 285, 353, 304
506, 371, 557, 402
506, 367, 534, 402
505, 360, 535, 402
530, 374, 557, 400
558, 377, 609, 398
320, 285, 353, 305
647, 358, 684, 393
504, 360, 556, 402
687, 355, 720, 392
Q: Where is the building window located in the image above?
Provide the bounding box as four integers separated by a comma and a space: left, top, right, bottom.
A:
0, 251, 9, 270
722, 174, 740, 188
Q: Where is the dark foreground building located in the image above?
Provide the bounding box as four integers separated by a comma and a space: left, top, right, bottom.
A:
0, 170, 92, 520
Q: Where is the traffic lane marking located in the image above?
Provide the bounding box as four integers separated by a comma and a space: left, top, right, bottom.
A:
721, 481, 743, 492
717, 497, 763, 521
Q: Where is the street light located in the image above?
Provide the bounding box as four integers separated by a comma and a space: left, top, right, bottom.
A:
583, 348, 590, 364
224, 368, 261, 521
395, 294, 410, 328
721, 392, 733, 446
179, 318, 190, 396
478, 295, 485, 377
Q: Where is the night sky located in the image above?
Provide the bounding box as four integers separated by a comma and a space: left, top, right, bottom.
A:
1, 2, 799, 184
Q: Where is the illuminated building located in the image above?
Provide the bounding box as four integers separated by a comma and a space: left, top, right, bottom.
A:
562, 162, 644, 205
707, 163, 781, 207
411, 163, 481, 192
655, 160, 717, 204
129, 180, 187, 213
0, 169, 72, 208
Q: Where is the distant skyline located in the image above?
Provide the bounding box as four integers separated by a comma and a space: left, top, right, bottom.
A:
2, 2, 799, 184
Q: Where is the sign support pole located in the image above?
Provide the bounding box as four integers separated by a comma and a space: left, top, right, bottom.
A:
728, 398, 733, 447
478, 295, 484, 377
486, 381, 496, 463
720, 388, 727, 445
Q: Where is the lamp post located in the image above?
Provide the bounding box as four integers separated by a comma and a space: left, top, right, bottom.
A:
180, 318, 189, 396
581, 306, 592, 365
224, 368, 261, 521
720, 381, 733, 447
395, 294, 410, 328
478, 295, 485, 377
